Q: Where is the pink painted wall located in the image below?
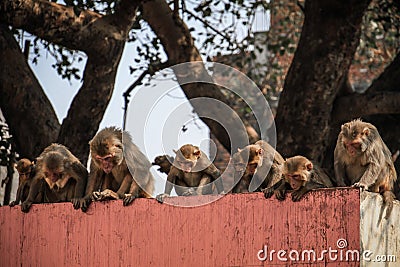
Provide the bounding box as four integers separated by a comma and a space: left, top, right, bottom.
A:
0, 188, 360, 266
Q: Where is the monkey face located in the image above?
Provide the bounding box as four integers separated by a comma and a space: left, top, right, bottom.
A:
44, 169, 63, 183
232, 145, 263, 176
285, 173, 305, 190
18, 170, 32, 181
176, 159, 196, 173
173, 145, 201, 173
90, 135, 124, 174
16, 159, 34, 180
43, 166, 70, 189
95, 153, 116, 174
340, 120, 371, 157
283, 156, 313, 190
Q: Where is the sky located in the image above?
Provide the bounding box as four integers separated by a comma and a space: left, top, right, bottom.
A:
20, 2, 271, 197
28, 43, 210, 195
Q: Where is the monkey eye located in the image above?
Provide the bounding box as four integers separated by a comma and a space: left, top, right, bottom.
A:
289, 174, 302, 181
96, 153, 115, 162
178, 161, 193, 168
351, 130, 358, 138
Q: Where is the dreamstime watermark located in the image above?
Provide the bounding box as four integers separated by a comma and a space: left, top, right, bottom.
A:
123, 61, 276, 207
257, 238, 397, 263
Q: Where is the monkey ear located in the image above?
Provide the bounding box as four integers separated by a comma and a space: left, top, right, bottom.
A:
305, 161, 313, 171
362, 127, 370, 136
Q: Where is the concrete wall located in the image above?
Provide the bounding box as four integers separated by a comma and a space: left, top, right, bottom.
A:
0, 188, 395, 266
360, 191, 400, 267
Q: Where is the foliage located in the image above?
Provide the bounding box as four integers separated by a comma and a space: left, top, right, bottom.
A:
0, 122, 16, 167
352, 0, 400, 90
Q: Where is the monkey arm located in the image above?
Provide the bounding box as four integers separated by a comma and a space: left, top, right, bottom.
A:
204, 165, 224, 194
291, 181, 325, 202
69, 162, 89, 211
21, 177, 43, 212
354, 160, 381, 189
115, 173, 133, 199
9, 182, 25, 206
263, 179, 284, 198
232, 172, 251, 193
195, 175, 212, 195
156, 168, 178, 203
274, 181, 290, 201
333, 159, 347, 187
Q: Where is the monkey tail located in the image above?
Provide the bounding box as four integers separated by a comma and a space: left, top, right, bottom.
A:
383, 191, 395, 219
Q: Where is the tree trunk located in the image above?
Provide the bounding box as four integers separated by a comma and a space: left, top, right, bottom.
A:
142, 0, 254, 152
275, 0, 371, 163
0, 0, 141, 163
0, 24, 60, 159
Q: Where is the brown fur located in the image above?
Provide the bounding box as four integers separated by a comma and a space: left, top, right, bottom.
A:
21, 144, 88, 212
334, 119, 397, 218
232, 140, 284, 193
265, 155, 333, 201
156, 144, 223, 203
85, 127, 155, 206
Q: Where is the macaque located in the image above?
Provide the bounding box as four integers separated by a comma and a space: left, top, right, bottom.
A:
264, 156, 333, 201
334, 119, 397, 218
152, 155, 174, 175
232, 140, 284, 193
21, 144, 88, 212
9, 159, 38, 206
156, 144, 224, 203
85, 127, 154, 206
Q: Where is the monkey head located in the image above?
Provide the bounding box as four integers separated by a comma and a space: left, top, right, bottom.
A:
90, 129, 124, 174
232, 144, 264, 176
39, 152, 69, 189
152, 155, 173, 174
173, 144, 201, 173
15, 158, 34, 181
339, 119, 376, 157
283, 156, 313, 190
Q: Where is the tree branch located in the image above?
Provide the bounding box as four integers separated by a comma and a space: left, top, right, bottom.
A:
332, 91, 400, 123
0, 24, 60, 158
141, 0, 255, 152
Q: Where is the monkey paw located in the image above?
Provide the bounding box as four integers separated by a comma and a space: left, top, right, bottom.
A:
71, 198, 89, 211
92, 191, 103, 201
353, 182, 368, 191
263, 188, 274, 199
123, 194, 137, 206
21, 201, 32, 213
156, 193, 169, 203
9, 201, 17, 207
275, 190, 286, 201
291, 191, 304, 202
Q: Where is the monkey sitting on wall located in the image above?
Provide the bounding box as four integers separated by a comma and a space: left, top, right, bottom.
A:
264, 156, 333, 201
232, 140, 284, 193
9, 159, 40, 207
334, 119, 397, 218
21, 144, 89, 212
156, 144, 224, 203
85, 127, 155, 207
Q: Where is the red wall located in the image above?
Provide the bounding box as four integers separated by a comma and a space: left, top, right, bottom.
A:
0, 188, 360, 266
